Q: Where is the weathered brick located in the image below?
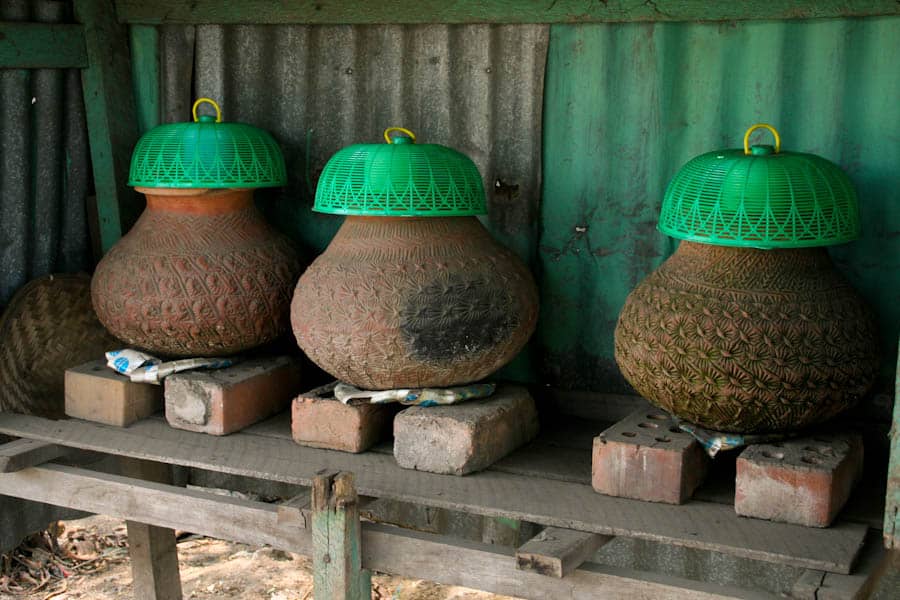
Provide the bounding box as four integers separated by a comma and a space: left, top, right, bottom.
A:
393, 384, 539, 476
165, 357, 302, 436
291, 382, 397, 453
735, 432, 863, 527
65, 360, 162, 427
592, 409, 709, 504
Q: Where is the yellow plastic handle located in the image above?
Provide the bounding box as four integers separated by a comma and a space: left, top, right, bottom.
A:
192, 98, 222, 123
384, 127, 416, 144
743, 123, 780, 154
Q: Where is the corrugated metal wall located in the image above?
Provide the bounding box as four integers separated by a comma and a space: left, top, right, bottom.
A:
542, 17, 900, 392
159, 24, 548, 268
0, 0, 92, 307
155, 18, 900, 392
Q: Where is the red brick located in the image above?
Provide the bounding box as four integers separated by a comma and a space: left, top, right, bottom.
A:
65, 360, 162, 427
165, 357, 302, 436
735, 432, 863, 527
291, 382, 397, 453
393, 384, 539, 476
592, 409, 709, 504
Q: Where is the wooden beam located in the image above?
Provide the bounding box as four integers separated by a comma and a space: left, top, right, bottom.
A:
0, 439, 67, 472
129, 24, 160, 133
0, 413, 868, 574
75, 0, 143, 253
0, 22, 87, 68
0, 464, 774, 599
312, 472, 371, 600
516, 526, 612, 578
0, 463, 311, 551
113, 0, 900, 24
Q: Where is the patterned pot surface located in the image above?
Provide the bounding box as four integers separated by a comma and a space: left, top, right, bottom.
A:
92, 188, 302, 356
291, 216, 539, 389
614, 241, 879, 433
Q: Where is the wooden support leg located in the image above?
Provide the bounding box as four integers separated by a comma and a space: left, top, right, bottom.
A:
127, 521, 183, 600
312, 471, 371, 600
119, 457, 183, 600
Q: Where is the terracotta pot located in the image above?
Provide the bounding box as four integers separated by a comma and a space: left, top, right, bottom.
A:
614, 241, 879, 433
92, 188, 302, 356
291, 216, 538, 389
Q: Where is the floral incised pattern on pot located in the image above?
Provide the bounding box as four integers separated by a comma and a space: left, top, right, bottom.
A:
614, 242, 879, 433
93, 203, 302, 357
291, 216, 539, 390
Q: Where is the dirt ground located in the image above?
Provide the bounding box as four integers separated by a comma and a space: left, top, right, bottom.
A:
1, 515, 514, 600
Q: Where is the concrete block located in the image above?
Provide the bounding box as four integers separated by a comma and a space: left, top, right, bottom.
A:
65, 360, 162, 427
592, 409, 709, 504
735, 432, 863, 527
393, 384, 539, 476
291, 382, 397, 453
165, 356, 301, 436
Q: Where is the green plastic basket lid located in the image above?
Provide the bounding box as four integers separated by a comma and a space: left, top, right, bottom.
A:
658, 124, 860, 248
314, 127, 486, 216
128, 98, 286, 189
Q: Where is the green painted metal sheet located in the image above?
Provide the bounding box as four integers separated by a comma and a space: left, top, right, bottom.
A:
540, 17, 900, 392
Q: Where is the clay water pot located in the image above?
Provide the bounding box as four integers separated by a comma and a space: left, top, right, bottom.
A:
92, 187, 301, 356
615, 241, 879, 433
614, 124, 880, 433
291, 215, 539, 389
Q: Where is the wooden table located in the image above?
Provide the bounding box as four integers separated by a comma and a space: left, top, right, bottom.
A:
0, 411, 888, 599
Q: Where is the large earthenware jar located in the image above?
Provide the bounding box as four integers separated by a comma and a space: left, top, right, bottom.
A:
614, 124, 879, 433
291, 128, 538, 389
92, 99, 302, 356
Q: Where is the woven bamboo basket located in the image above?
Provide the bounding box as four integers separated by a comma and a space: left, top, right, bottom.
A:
0, 274, 117, 419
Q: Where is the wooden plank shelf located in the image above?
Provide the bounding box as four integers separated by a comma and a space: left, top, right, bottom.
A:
0, 411, 870, 575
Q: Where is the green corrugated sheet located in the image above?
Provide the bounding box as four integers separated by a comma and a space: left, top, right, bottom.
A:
540, 17, 900, 391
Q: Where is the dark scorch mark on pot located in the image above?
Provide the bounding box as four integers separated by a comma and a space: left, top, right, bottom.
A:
399, 275, 519, 363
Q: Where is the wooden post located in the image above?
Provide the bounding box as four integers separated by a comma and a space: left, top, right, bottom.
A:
311, 471, 371, 600
885, 335, 900, 548
74, 0, 143, 253
120, 457, 183, 600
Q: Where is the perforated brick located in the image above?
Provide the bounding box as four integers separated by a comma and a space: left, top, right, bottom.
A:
736, 432, 863, 527
592, 408, 709, 504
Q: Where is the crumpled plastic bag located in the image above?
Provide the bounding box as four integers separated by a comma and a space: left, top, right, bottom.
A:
105, 349, 234, 384
333, 382, 496, 407
677, 420, 788, 457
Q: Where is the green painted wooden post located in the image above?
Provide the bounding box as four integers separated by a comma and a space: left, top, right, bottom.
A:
130, 25, 160, 134
113, 0, 900, 24
75, 0, 143, 254
0, 23, 87, 68
885, 337, 900, 549
311, 471, 371, 600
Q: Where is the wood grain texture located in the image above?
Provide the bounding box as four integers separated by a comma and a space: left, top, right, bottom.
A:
311, 472, 371, 600
112, 0, 900, 24
0, 439, 66, 472
0, 463, 777, 599
0, 22, 87, 68
74, 0, 142, 253
886, 336, 900, 548
0, 413, 867, 574
127, 521, 183, 600
516, 526, 611, 578
0, 463, 311, 551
